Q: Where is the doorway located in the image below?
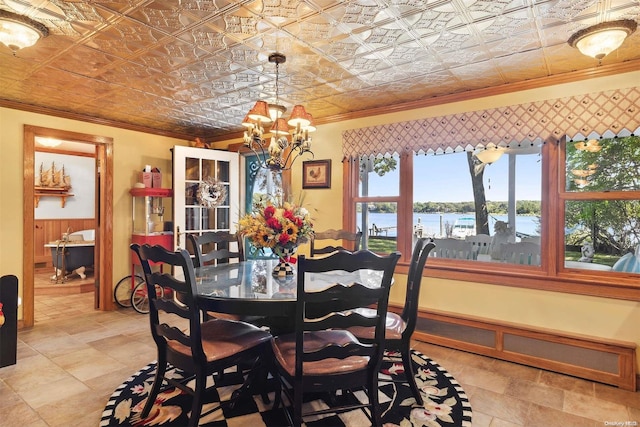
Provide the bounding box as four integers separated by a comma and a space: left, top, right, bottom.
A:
23, 125, 114, 327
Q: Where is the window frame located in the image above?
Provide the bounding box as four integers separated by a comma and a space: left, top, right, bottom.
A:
343, 137, 640, 301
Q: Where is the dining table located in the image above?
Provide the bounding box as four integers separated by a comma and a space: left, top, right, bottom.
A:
194, 258, 387, 333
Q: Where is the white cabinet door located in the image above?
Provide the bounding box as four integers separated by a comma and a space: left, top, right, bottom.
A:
173, 146, 239, 250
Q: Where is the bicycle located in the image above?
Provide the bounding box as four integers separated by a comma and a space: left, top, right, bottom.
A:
130, 280, 164, 314
113, 274, 145, 308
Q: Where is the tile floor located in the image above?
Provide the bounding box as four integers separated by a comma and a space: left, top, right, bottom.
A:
0, 292, 638, 426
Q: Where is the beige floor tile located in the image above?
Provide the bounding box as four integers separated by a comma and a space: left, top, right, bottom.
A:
0, 380, 24, 410
0, 401, 49, 427
453, 364, 510, 394
594, 382, 640, 409
83, 365, 150, 396
525, 403, 601, 427
628, 405, 640, 422
503, 377, 564, 411
35, 390, 108, 427
18, 375, 90, 409
16, 341, 40, 360
3, 355, 70, 392
488, 417, 524, 427
88, 334, 157, 368
563, 390, 629, 423
469, 410, 492, 427
28, 334, 92, 359
465, 388, 530, 425
51, 347, 125, 382
538, 370, 595, 396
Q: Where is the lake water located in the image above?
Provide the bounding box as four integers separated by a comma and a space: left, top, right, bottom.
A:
356, 212, 539, 238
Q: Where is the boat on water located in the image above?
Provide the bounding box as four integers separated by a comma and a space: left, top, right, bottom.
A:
451, 216, 476, 238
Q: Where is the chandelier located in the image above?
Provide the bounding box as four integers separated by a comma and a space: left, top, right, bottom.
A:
568, 19, 637, 60
0, 10, 49, 55
242, 53, 315, 172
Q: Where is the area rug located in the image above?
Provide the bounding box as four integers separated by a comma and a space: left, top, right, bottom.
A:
100, 350, 472, 427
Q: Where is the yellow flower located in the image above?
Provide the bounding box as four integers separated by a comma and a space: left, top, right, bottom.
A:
283, 223, 299, 242
256, 228, 275, 248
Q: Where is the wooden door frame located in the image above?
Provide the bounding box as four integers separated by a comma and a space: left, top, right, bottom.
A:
23, 125, 114, 327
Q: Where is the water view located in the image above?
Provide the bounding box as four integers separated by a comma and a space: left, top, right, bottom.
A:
356, 212, 539, 238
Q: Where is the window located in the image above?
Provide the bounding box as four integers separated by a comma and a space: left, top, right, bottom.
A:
345, 135, 640, 298
354, 148, 542, 266
562, 135, 640, 274
354, 155, 400, 253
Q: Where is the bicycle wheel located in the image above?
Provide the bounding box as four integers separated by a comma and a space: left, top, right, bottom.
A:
131, 281, 162, 314
114, 274, 144, 308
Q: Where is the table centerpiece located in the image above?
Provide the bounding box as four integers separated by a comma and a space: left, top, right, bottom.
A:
238, 199, 313, 276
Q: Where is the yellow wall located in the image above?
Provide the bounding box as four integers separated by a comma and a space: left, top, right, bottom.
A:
216, 70, 640, 370
2, 70, 639, 370
0, 108, 188, 305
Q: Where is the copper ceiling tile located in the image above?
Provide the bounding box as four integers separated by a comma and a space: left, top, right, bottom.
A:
0, 0, 638, 138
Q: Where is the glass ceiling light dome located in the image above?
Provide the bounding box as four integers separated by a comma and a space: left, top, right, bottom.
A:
474, 146, 505, 164
568, 19, 637, 60
0, 10, 49, 54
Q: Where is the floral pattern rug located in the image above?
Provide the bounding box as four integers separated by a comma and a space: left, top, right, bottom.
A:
100, 350, 472, 427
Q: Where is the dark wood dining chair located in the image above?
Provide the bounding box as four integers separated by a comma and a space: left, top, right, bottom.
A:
349, 237, 435, 404
130, 243, 272, 427
188, 231, 268, 327
187, 231, 244, 267
271, 249, 400, 426
309, 228, 362, 256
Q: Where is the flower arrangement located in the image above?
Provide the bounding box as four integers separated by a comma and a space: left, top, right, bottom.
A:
238, 201, 313, 255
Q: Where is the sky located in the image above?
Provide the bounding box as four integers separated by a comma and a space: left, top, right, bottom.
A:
364, 151, 543, 202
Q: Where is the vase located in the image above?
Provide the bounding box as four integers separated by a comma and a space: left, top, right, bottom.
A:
272, 243, 298, 277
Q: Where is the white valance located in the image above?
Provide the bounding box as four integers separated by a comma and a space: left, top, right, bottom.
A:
342, 86, 640, 159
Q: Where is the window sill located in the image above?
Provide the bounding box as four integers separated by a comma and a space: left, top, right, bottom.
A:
402, 260, 640, 301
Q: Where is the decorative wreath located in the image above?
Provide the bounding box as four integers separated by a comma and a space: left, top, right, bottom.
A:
197, 177, 227, 209
196, 177, 227, 209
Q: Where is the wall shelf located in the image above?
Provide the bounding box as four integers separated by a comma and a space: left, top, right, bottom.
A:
34, 192, 74, 208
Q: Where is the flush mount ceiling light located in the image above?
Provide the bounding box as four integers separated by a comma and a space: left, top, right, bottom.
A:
242, 52, 315, 172
0, 10, 49, 54
35, 137, 62, 147
568, 19, 637, 60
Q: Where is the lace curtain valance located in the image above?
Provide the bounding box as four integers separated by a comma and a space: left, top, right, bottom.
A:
342, 86, 640, 159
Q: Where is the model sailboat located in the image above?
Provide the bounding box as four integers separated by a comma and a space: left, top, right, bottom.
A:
36, 162, 72, 191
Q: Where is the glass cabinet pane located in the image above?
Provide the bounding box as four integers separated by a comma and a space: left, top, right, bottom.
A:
185, 157, 200, 180
218, 161, 230, 182
217, 208, 230, 229
202, 159, 215, 179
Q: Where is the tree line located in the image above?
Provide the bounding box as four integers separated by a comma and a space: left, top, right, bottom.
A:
362, 200, 541, 215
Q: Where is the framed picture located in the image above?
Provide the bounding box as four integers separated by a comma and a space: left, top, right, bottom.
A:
302, 160, 331, 189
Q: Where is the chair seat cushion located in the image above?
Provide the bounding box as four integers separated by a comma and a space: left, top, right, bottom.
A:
272, 330, 369, 376
168, 319, 271, 362
347, 308, 405, 340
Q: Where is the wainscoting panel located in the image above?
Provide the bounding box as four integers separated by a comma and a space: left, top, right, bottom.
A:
409, 308, 637, 391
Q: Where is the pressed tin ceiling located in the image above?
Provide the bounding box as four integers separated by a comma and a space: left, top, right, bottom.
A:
0, 0, 638, 140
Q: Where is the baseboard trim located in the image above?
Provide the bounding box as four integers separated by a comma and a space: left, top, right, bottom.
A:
397, 306, 637, 391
